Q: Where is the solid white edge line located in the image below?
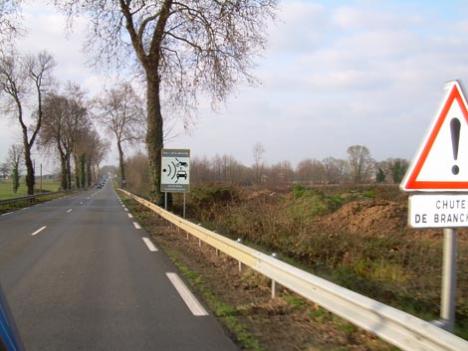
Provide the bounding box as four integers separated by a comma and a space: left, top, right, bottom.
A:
133, 222, 142, 229
166, 273, 208, 316
31, 226, 47, 236
128, 213, 133, 218
1, 212, 13, 216
142, 237, 158, 252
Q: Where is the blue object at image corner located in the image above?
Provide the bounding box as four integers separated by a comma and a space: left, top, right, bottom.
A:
0, 283, 24, 351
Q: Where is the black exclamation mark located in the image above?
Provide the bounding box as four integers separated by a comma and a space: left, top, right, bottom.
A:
450, 118, 461, 175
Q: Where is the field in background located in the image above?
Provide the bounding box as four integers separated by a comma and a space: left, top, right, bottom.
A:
0, 179, 61, 200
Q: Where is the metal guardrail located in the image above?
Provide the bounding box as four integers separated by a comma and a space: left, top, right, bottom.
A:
119, 188, 468, 351
0, 192, 65, 207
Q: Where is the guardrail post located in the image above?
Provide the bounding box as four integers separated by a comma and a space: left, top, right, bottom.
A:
271, 253, 277, 298
237, 238, 243, 272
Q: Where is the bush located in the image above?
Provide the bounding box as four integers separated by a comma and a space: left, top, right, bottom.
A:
190, 185, 240, 208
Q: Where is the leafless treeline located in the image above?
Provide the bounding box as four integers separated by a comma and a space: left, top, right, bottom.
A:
38, 84, 108, 190
190, 152, 408, 186
124, 144, 409, 192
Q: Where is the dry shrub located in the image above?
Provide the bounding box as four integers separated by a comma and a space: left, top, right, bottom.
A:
183, 184, 468, 336
125, 152, 151, 196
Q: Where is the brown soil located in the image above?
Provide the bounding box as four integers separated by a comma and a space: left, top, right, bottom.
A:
317, 200, 407, 235
125, 197, 395, 351
316, 198, 468, 240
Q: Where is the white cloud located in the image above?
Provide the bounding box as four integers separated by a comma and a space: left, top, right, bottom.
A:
4, 1, 468, 171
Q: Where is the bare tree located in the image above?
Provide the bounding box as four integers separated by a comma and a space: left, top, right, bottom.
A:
347, 145, 375, 184
125, 151, 151, 195
253, 142, 265, 184
0, 0, 22, 49
0, 161, 9, 179
384, 158, 409, 184
57, 0, 277, 202
323, 157, 348, 184
296, 159, 325, 184
7, 143, 22, 192
95, 82, 144, 187
268, 160, 294, 186
0, 51, 56, 194
39, 93, 70, 189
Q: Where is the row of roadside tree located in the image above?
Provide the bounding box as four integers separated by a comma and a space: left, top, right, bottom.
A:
122, 144, 409, 196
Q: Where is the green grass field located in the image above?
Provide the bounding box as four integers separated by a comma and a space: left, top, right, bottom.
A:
0, 179, 61, 200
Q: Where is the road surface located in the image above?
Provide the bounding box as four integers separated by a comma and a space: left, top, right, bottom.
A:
0, 183, 238, 351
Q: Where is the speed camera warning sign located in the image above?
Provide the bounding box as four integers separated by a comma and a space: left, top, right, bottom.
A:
161, 149, 190, 193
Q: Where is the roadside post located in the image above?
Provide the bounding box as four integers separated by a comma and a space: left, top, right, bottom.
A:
160, 149, 190, 217
401, 80, 468, 331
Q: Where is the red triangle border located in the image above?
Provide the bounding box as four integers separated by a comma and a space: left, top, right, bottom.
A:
404, 83, 468, 190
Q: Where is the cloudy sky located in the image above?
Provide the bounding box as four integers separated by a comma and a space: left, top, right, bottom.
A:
2, 0, 468, 173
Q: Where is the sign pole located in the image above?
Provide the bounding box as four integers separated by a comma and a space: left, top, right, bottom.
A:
164, 192, 168, 210
183, 193, 186, 218
440, 228, 457, 331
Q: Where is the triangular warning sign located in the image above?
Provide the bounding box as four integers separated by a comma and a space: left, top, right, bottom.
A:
402, 81, 468, 191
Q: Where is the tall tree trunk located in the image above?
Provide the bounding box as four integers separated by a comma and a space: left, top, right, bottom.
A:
74, 154, 80, 188
66, 153, 72, 189
23, 140, 35, 195
86, 160, 92, 187
117, 140, 126, 187
60, 156, 67, 190
57, 144, 67, 190
80, 154, 86, 188
12, 167, 19, 193
146, 74, 164, 203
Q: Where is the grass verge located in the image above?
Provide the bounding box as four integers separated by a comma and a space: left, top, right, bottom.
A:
119, 192, 397, 351
0, 192, 66, 214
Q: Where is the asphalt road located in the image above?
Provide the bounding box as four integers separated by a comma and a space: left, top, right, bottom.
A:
0, 182, 238, 351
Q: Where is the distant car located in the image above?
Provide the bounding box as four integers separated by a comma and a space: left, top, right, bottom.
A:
177, 170, 187, 180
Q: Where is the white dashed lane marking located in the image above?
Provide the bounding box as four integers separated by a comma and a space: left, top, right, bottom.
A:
142, 237, 158, 252
31, 226, 47, 236
166, 273, 208, 316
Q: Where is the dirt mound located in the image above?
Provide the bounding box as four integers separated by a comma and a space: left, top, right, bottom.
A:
318, 200, 407, 235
